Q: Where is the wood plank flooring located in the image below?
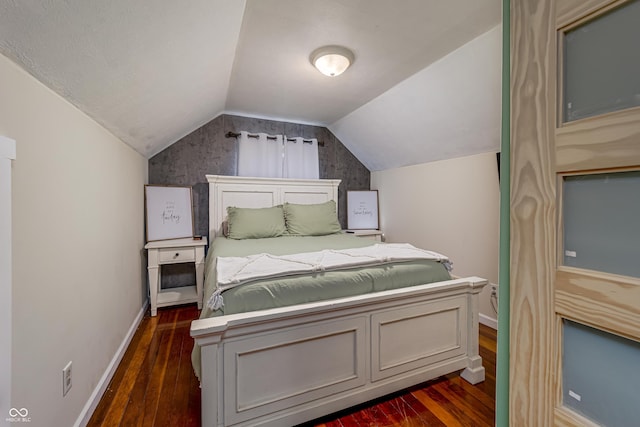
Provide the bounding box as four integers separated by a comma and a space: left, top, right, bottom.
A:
88, 305, 496, 426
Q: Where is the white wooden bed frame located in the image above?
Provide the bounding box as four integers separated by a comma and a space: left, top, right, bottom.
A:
190, 175, 487, 427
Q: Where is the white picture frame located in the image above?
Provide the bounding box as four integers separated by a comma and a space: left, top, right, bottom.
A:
145, 185, 194, 242
347, 190, 379, 230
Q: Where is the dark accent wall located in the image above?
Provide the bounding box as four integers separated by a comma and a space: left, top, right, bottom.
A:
149, 114, 371, 238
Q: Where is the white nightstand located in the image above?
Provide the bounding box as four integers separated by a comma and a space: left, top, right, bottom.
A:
345, 229, 384, 242
144, 237, 207, 316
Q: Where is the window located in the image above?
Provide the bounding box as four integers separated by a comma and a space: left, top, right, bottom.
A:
237, 131, 319, 179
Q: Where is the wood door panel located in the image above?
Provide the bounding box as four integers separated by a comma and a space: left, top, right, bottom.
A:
556, 108, 640, 172
556, 269, 640, 341
511, 0, 640, 425
556, 0, 613, 27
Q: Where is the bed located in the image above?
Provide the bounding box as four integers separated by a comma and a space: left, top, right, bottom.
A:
190, 175, 487, 427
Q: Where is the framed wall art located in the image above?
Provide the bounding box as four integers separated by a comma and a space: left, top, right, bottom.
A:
144, 185, 194, 242
347, 190, 379, 230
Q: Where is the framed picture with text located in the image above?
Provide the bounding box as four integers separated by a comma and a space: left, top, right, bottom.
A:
144, 185, 194, 242
347, 190, 379, 230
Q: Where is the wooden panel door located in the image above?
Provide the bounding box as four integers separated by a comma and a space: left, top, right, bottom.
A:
510, 0, 640, 425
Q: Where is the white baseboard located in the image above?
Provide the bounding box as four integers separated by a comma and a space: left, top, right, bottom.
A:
75, 300, 149, 427
480, 313, 498, 330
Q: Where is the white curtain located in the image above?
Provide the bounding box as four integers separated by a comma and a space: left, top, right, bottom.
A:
237, 132, 284, 178
284, 137, 319, 179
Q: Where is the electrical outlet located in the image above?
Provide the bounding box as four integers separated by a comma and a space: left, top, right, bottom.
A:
491, 285, 498, 296
62, 361, 72, 396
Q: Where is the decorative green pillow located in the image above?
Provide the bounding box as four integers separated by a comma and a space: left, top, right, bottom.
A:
284, 201, 342, 236
226, 206, 286, 239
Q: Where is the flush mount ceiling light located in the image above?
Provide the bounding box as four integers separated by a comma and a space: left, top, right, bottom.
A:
310, 45, 354, 77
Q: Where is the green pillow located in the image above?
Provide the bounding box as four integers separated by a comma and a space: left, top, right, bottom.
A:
226, 206, 286, 239
284, 201, 342, 236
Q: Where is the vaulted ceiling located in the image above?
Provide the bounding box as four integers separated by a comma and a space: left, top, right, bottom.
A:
0, 0, 501, 171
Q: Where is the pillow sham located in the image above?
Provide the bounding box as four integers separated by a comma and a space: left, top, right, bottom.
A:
226, 206, 286, 239
284, 201, 342, 236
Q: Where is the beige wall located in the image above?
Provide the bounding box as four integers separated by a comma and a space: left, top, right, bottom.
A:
371, 152, 500, 325
0, 53, 147, 426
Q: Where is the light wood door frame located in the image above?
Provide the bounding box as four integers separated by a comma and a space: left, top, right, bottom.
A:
510, 0, 640, 425
510, 1, 557, 424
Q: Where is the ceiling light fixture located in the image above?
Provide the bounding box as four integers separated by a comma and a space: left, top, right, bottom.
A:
310, 45, 354, 77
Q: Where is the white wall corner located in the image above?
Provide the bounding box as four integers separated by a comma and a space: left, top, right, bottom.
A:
1, 135, 16, 426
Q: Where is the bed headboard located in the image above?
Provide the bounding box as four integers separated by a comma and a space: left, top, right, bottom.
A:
206, 175, 341, 238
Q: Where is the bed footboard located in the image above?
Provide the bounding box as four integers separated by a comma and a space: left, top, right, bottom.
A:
191, 276, 487, 427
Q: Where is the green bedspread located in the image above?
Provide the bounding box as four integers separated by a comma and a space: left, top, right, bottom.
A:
191, 233, 451, 380
201, 233, 451, 318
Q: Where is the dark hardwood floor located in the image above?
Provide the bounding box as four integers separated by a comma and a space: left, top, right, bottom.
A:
88, 305, 496, 426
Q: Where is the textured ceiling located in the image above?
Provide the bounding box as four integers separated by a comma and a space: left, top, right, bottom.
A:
0, 0, 501, 170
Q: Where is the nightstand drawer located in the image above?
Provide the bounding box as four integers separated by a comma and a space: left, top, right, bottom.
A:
345, 230, 383, 242
159, 248, 195, 263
